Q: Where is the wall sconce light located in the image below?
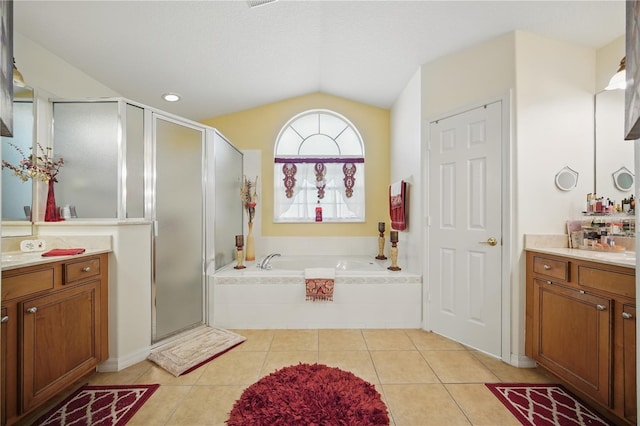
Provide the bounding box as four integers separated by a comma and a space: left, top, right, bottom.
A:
12, 58, 25, 87
605, 57, 626, 91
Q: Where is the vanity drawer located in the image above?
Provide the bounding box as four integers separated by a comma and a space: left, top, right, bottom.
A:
2, 267, 55, 301
64, 257, 101, 284
578, 265, 635, 298
533, 256, 569, 282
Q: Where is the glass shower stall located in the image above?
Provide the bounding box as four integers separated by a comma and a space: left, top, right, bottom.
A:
52, 98, 243, 343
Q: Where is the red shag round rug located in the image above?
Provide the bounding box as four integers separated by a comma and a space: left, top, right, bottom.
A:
227, 363, 389, 426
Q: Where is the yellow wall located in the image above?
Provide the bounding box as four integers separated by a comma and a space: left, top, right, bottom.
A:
201, 92, 390, 236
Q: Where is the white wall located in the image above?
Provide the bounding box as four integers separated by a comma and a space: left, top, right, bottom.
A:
14, 33, 119, 99
389, 70, 422, 274
515, 32, 595, 236
421, 33, 516, 119
596, 36, 625, 93
514, 32, 595, 356
410, 31, 596, 363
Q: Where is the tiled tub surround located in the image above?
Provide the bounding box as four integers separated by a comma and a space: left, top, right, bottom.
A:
210, 256, 422, 329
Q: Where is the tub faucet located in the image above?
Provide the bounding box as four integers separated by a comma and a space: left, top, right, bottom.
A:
259, 253, 281, 270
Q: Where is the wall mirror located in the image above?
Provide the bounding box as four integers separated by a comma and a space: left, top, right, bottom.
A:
612, 166, 634, 191
2, 84, 34, 237
555, 166, 579, 191
595, 89, 634, 200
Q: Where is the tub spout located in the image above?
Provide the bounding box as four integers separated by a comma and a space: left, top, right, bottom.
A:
259, 253, 281, 270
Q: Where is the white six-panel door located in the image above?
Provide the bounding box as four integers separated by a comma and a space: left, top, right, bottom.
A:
427, 101, 503, 356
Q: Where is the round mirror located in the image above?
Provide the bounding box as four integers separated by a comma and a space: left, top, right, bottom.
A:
555, 166, 579, 191
612, 166, 634, 191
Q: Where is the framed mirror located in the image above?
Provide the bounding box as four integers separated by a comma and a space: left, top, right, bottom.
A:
2, 85, 34, 237
595, 89, 634, 198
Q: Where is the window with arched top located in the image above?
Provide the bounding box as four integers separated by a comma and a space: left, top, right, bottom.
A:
273, 109, 365, 222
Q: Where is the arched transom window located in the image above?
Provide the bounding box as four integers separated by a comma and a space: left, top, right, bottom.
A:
274, 109, 365, 222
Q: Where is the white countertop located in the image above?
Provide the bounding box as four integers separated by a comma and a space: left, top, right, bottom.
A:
1, 248, 111, 271
526, 247, 636, 268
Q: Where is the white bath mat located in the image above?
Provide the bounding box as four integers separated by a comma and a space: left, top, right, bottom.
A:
148, 326, 246, 376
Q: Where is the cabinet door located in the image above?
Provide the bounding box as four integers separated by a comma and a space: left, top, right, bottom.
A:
20, 281, 101, 412
532, 279, 612, 406
622, 304, 636, 424
1, 307, 7, 426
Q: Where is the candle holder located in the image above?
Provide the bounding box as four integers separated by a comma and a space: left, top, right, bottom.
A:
376, 222, 387, 260
388, 231, 401, 271
234, 235, 246, 270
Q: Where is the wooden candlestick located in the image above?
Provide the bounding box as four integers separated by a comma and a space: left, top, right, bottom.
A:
376, 222, 387, 260
388, 232, 401, 271
234, 235, 246, 269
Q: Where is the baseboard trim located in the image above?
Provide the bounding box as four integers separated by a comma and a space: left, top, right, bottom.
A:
98, 346, 150, 372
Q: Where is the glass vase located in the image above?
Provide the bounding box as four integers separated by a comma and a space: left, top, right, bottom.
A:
44, 179, 63, 222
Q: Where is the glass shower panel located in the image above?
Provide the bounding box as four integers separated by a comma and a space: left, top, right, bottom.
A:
125, 103, 145, 218
154, 116, 204, 341
213, 132, 243, 270
53, 102, 118, 218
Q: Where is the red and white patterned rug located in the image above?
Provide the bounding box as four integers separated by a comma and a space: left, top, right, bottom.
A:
486, 383, 613, 426
32, 384, 159, 426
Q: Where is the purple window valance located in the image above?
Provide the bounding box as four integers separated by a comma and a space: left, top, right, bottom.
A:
274, 157, 365, 164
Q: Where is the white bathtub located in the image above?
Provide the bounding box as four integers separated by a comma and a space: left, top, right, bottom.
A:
268, 255, 387, 273
208, 255, 422, 329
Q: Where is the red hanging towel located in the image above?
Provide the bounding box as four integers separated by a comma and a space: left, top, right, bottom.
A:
389, 181, 407, 231
304, 268, 335, 301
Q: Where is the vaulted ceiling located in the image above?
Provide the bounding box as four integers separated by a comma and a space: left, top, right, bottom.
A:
14, 1, 625, 121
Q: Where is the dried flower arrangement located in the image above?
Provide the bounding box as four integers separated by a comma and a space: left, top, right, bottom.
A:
2, 142, 64, 183
240, 175, 258, 223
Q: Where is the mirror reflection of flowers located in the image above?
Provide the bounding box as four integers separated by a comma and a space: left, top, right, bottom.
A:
240, 175, 258, 223
2, 142, 64, 183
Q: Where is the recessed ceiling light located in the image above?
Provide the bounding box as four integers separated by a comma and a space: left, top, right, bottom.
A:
161, 93, 181, 102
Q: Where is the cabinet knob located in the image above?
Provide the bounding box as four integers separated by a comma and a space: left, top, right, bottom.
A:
622, 312, 634, 320
81, 266, 91, 272
26, 307, 38, 314
543, 264, 551, 270
0, 315, 8, 323
596, 304, 607, 311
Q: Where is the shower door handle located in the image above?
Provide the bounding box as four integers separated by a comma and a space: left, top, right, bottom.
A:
153, 220, 159, 237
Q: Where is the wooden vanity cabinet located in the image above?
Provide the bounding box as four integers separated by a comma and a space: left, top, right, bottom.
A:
1, 253, 108, 426
526, 251, 635, 425
621, 304, 636, 424
532, 278, 612, 405
1, 307, 7, 426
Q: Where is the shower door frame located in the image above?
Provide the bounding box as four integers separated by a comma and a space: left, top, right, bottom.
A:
149, 112, 208, 344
